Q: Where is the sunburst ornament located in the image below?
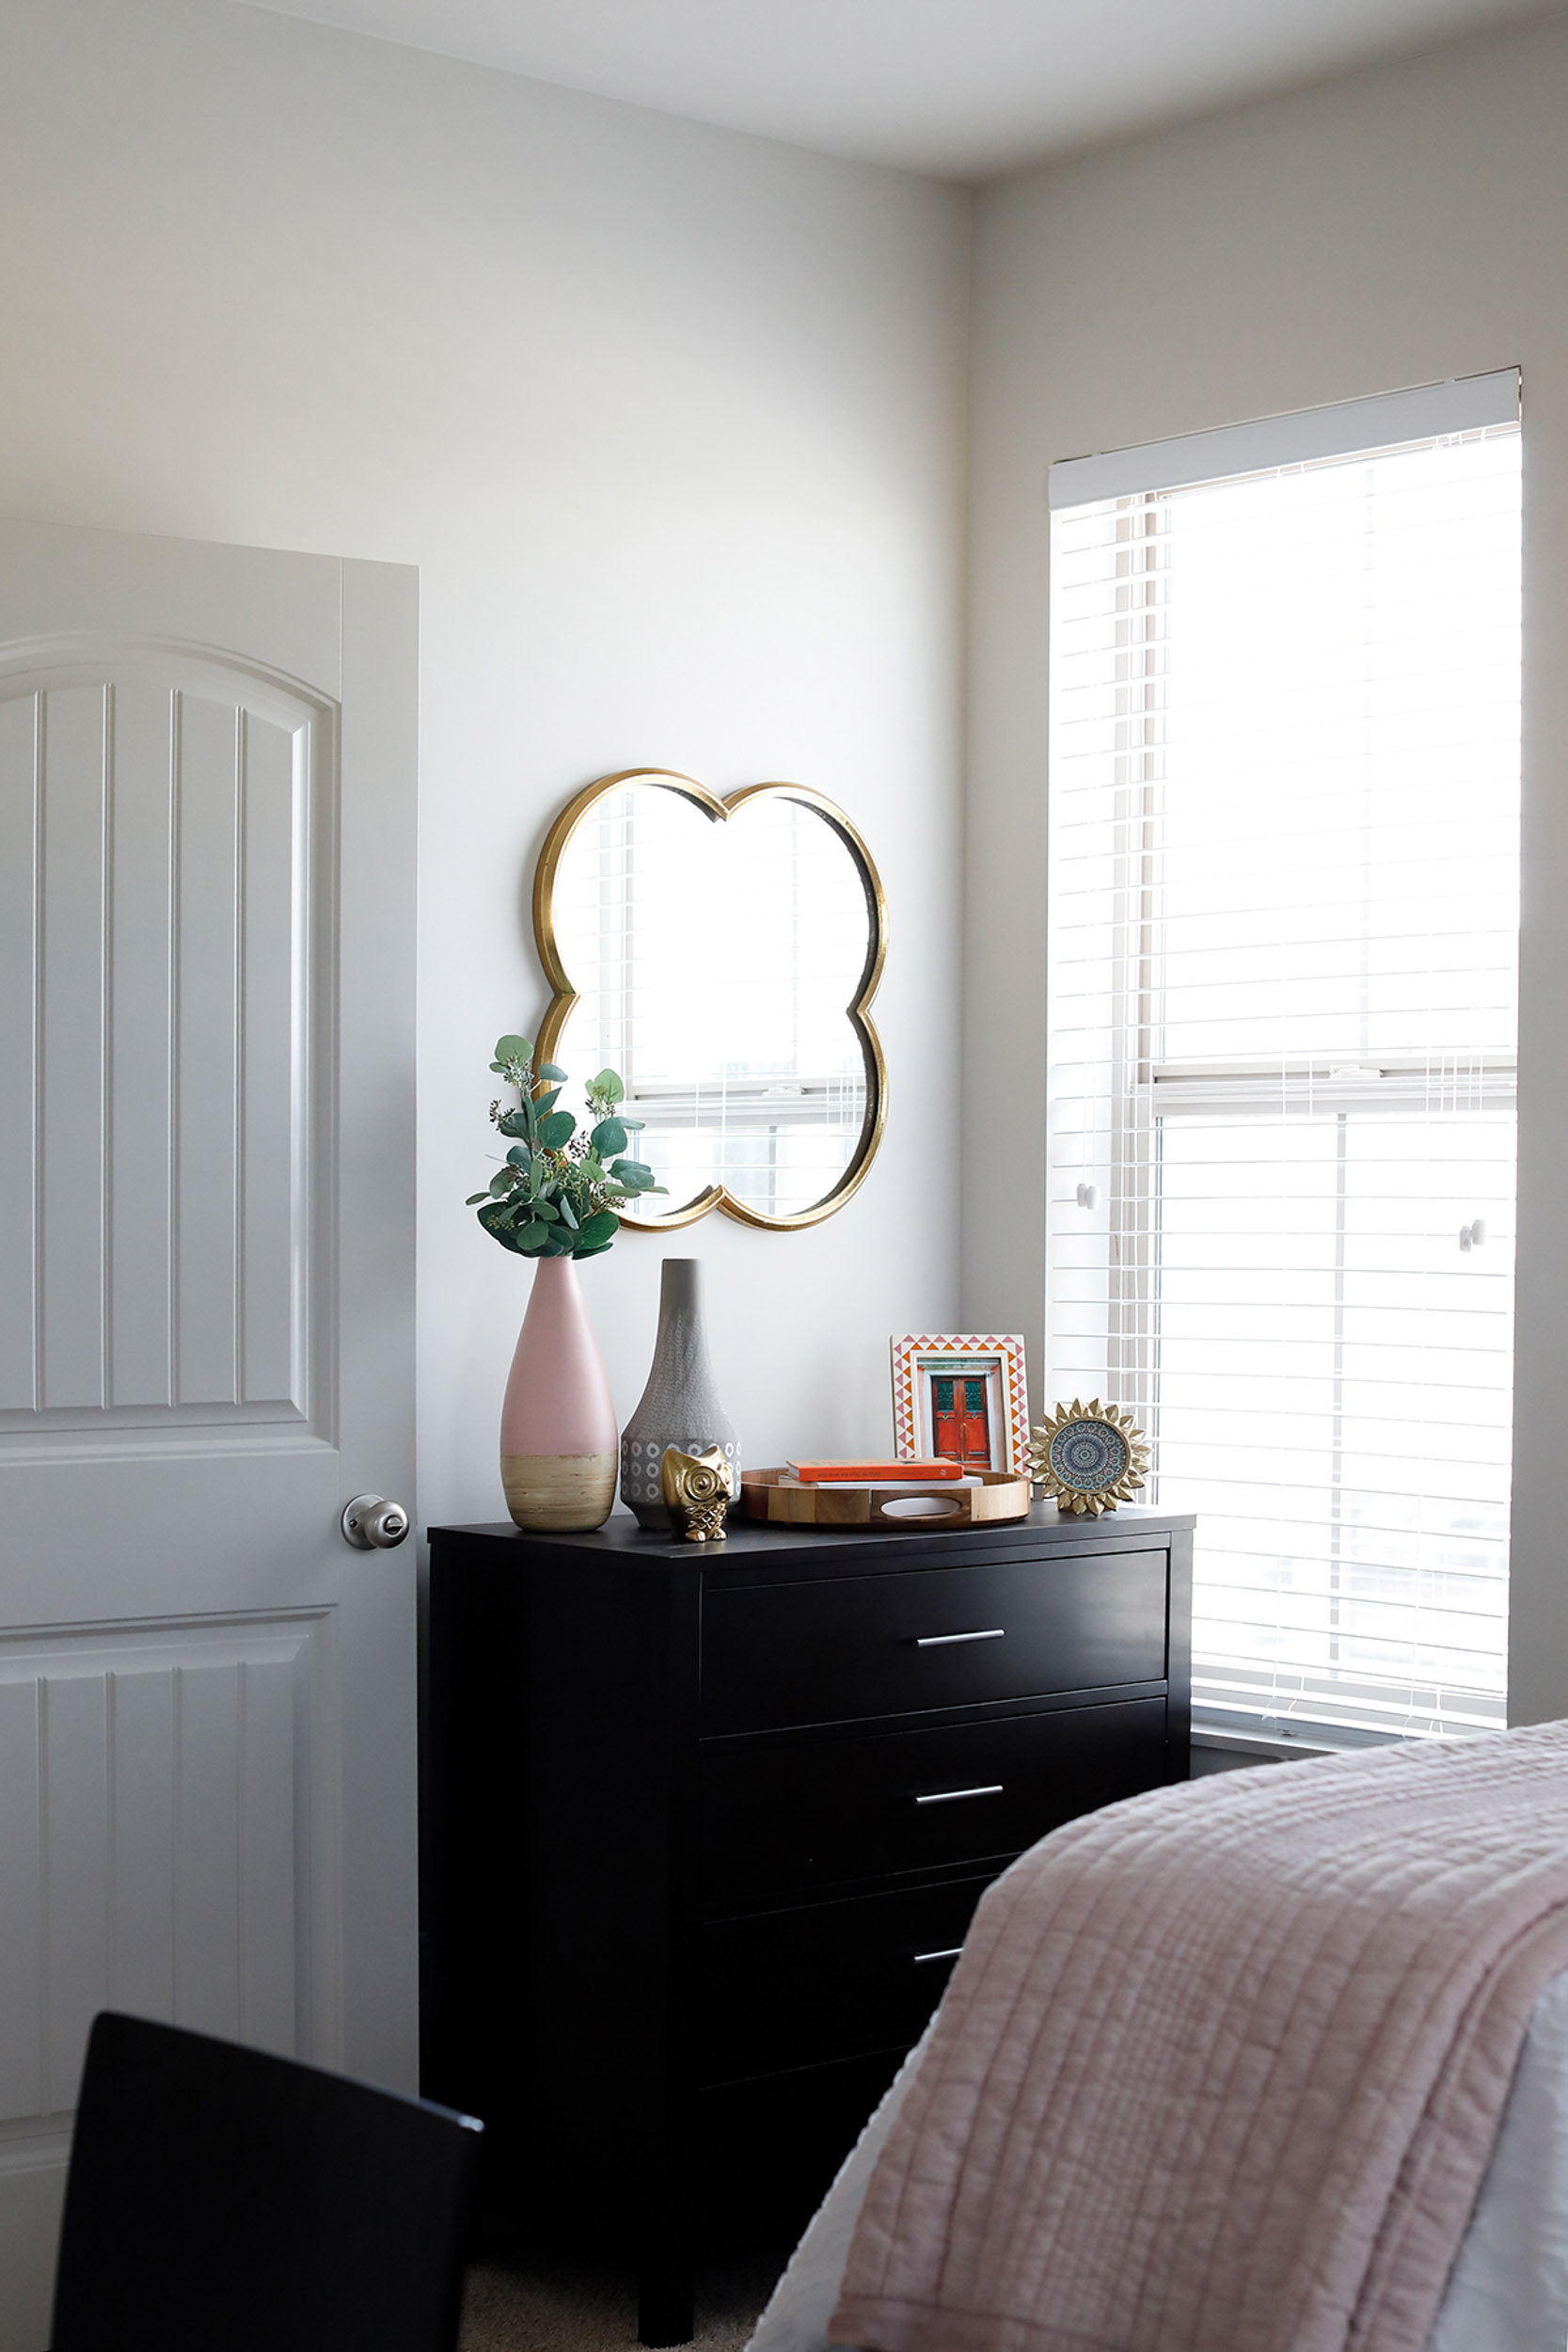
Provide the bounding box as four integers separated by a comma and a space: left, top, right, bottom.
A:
1028, 1400, 1149, 1517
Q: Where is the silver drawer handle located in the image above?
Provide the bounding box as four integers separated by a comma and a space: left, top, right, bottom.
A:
913, 1947, 964, 1965
915, 1628, 1005, 1647
914, 1784, 1005, 1806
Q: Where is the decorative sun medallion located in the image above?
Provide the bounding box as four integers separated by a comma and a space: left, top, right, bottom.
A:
1028, 1400, 1150, 1517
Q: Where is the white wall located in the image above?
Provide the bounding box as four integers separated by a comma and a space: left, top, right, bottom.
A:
0, 0, 969, 1524
962, 10, 1568, 1723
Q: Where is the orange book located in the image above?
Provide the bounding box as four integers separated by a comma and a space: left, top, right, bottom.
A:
787, 1458, 963, 1484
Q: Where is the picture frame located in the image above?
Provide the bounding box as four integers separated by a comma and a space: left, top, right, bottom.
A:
890, 1333, 1030, 1477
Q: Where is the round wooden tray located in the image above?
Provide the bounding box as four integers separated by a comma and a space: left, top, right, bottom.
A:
739, 1467, 1033, 1530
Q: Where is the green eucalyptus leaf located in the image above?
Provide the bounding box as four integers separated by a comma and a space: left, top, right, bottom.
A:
471, 1044, 643, 1241
571, 1242, 612, 1261
619, 1116, 646, 1132
476, 1200, 526, 1253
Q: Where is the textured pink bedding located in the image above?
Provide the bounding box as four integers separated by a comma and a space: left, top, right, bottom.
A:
830, 1723, 1568, 2352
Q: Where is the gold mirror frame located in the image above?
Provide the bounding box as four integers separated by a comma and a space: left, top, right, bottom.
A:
532, 769, 888, 1232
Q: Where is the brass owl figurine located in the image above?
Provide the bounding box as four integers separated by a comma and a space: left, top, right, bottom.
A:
659, 1444, 735, 1543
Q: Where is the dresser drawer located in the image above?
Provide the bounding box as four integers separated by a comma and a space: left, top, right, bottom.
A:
700, 1549, 1168, 1734
700, 1875, 991, 2083
702, 1694, 1165, 1902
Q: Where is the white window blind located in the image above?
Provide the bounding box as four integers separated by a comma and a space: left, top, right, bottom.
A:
1047, 387, 1522, 1742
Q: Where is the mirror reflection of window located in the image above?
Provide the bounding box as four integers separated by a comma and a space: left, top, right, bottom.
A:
548, 784, 874, 1224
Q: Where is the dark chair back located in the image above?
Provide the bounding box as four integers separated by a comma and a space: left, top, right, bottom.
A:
51, 2011, 482, 2352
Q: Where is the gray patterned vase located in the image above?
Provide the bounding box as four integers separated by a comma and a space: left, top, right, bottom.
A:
621, 1259, 739, 1531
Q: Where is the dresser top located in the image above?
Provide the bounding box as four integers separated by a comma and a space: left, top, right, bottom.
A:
428, 1501, 1195, 1581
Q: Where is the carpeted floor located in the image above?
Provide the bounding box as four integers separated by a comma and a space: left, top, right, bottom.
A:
459, 2243, 786, 2351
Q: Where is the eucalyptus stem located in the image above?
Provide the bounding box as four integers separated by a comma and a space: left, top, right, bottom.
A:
464, 1034, 666, 1261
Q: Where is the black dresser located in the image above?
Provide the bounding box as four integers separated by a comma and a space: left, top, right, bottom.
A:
423, 1503, 1193, 2344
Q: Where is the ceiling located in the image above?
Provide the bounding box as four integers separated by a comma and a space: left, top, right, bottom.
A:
245, 0, 1550, 180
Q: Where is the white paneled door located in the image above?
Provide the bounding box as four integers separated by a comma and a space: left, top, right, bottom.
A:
0, 518, 419, 2349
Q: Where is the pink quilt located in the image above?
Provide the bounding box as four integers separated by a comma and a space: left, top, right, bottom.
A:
830, 1723, 1568, 2352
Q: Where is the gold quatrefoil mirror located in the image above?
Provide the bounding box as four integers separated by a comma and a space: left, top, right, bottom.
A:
533, 770, 887, 1231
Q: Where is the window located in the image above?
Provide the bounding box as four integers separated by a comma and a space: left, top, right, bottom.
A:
1047, 374, 1522, 1742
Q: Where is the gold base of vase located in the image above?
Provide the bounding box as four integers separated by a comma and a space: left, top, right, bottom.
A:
502, 1452, 618, 1532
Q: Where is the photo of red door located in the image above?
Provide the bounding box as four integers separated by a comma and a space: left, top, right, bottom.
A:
930, 1375, 992, 1469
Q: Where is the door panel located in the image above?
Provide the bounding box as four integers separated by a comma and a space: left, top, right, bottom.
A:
0, 517, 417, 2352
0, 653, 331, 1436
0, 1613, 325, 2118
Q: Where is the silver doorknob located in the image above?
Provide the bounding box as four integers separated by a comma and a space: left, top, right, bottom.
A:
341, 1494, 410, 1550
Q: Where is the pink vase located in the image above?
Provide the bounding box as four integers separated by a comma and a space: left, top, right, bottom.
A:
499, 1256, 619, 1531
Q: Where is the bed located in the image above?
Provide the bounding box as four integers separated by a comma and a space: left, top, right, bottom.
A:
748, 1727, 1568, 2352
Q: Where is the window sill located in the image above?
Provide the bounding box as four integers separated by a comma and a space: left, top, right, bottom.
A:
1191, 1724, 1395, 1766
